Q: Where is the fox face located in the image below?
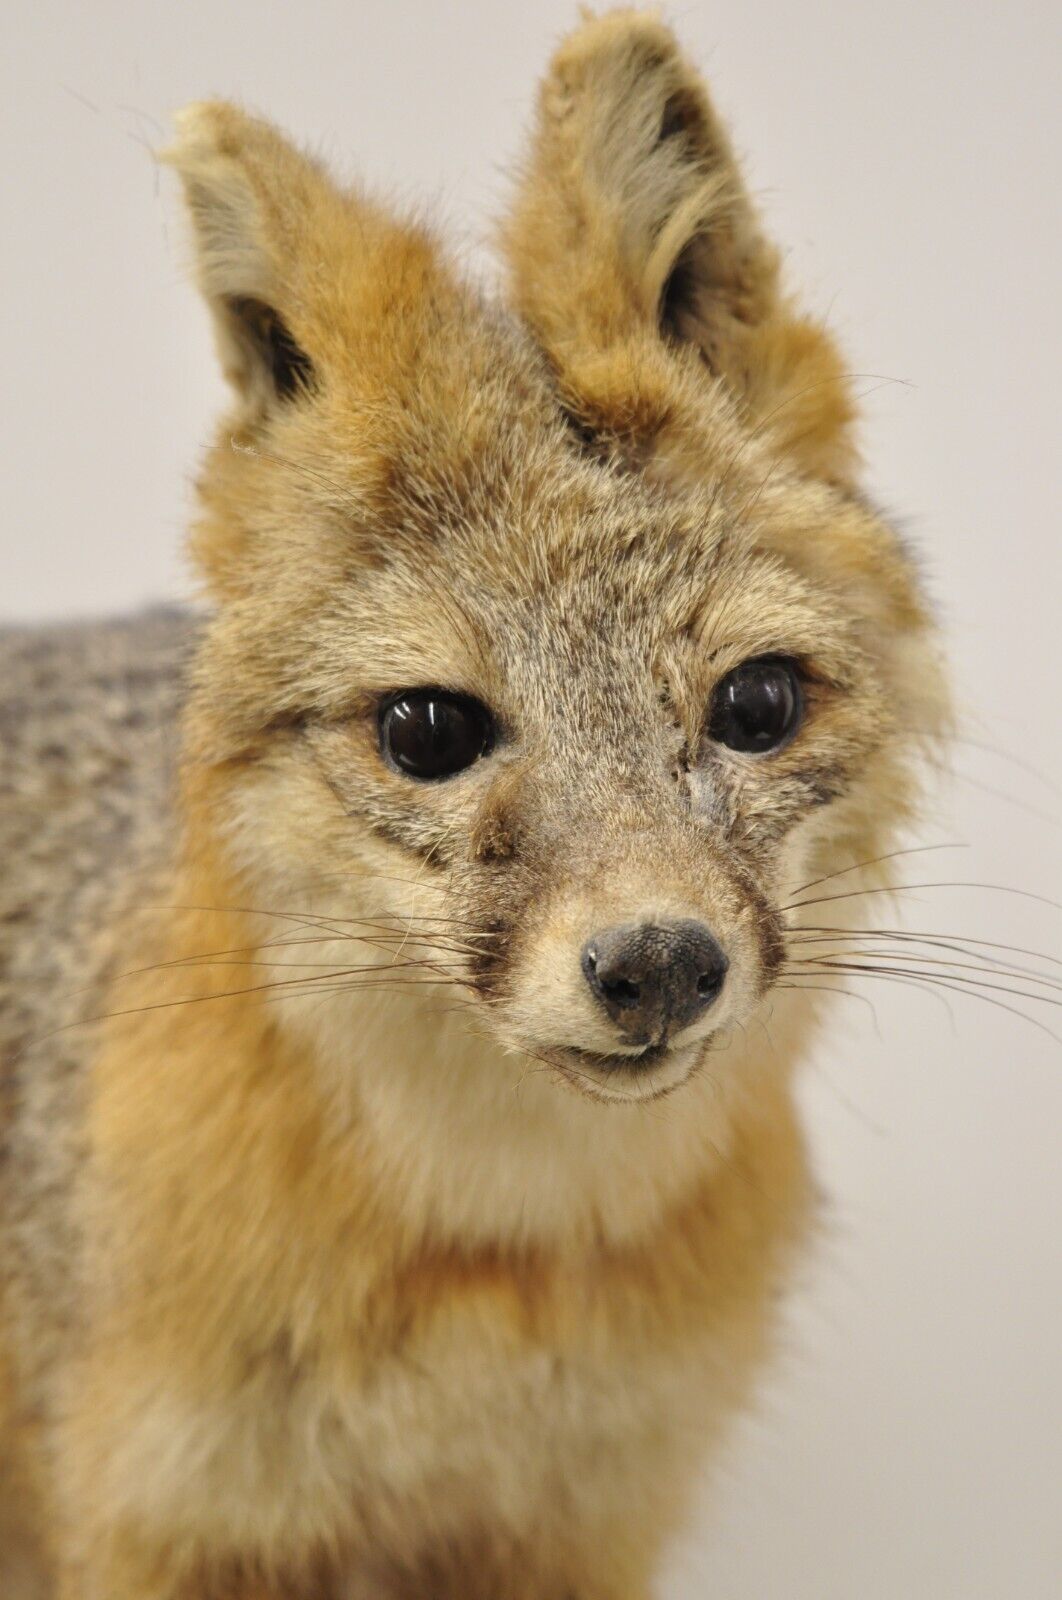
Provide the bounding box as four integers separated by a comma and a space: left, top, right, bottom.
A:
171, 13, 944, 1111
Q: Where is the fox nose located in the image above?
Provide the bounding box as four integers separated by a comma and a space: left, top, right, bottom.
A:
581, 920, 728, 1046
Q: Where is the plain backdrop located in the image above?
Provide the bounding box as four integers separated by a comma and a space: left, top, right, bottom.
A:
3, 2, 1060, 1595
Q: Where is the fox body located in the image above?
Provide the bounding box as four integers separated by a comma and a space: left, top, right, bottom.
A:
0, 12, 944, 1598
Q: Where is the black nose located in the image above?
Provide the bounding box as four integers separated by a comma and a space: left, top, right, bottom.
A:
581, 920, 728, 1046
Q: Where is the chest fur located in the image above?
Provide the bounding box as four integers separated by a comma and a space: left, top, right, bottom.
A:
98, 1272, 753, 1564
79, 980, 811, 1566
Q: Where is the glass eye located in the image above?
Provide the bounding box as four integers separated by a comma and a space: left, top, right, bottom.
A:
379, 689, 494, 780
708, 656, 804, 754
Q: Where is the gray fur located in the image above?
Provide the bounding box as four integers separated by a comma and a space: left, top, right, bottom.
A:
0, 607, 196, 1412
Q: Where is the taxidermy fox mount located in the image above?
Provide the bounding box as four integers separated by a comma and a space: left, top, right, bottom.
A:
0, 9, 947, 1598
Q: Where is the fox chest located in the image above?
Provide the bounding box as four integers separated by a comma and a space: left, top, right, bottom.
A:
110, 1302, 718, 1558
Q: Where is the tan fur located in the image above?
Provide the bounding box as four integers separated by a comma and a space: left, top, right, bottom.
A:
501, 8, 860, 487
0, 11, 947, 1597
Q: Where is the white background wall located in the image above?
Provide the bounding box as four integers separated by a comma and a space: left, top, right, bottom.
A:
3, 2, 1060, 1594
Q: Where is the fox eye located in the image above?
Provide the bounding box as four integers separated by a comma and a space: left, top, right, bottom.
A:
379, 690, 495, 781
708, 657, 803, 754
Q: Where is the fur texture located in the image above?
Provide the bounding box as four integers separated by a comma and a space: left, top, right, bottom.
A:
0, 11, 946, 1597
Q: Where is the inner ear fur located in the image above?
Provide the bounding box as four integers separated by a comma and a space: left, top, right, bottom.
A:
501, 10, 858, 485
165, 102, 334, 417
166, 102, 500, 598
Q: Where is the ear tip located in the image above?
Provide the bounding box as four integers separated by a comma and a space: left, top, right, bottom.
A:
548, 6, 685, 77
539, 8, 703, 135
163, 100, 287, 175
159, 101, 235, 173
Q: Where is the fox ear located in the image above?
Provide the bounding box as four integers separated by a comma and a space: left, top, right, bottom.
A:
165, 103, 330, 417
502, 12, 857, 484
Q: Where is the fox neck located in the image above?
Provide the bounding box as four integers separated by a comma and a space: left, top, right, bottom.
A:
119, 876, 799, 1260
287, 971, 769, 1253
157, 779, 813, 1259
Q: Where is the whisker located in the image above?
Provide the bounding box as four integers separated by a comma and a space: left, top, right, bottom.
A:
142, 956, 470, 973
390, 823, 460, 962
785, 965, 1060, 1047
134, 901, 372, 930
772, 979, 884, 1029
253, 980, 480, 1009
134, 899, 497, 941
18, 969, 480, 1057
789, 842, 967, 900
241, 873, 493, 928
229, 438, 367, 510
789, 959, 1062, 1014
946, 767, 1059, 827
787, 924, 1062, 972
744, 371, 913, 447
731, 457, 785, 531
699, 373, 909, 531
349, 871, 450, 897
946, 732, 1062, 801
786, 880, 1062, 915
787, 931, 1062, 988
127, 904, 495, 968
342, 929, 486, 959
63, 929, 479, 1003
779, 970, 962, 1030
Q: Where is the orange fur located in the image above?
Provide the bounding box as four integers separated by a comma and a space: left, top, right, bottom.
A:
0, 11, 947, 1596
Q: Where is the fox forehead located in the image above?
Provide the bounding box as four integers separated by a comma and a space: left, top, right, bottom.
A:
199, 327, 863, 714
201, 470, 860, 739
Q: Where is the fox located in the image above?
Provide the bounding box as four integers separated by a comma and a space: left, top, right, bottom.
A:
0, 9, 950, 1598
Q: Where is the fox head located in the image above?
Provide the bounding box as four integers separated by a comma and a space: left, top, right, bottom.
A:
167, 11, 945, 1122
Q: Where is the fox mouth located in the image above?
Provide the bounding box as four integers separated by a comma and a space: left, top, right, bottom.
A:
563, 1041, 672, 1072
542, 1039, 701, 1101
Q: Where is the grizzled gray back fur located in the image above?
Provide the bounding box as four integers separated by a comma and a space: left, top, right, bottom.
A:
0, 608, 195, 1404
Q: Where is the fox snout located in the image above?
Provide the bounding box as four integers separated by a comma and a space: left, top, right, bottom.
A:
581, 920, 728, 1049
489, 806, 766, 1098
